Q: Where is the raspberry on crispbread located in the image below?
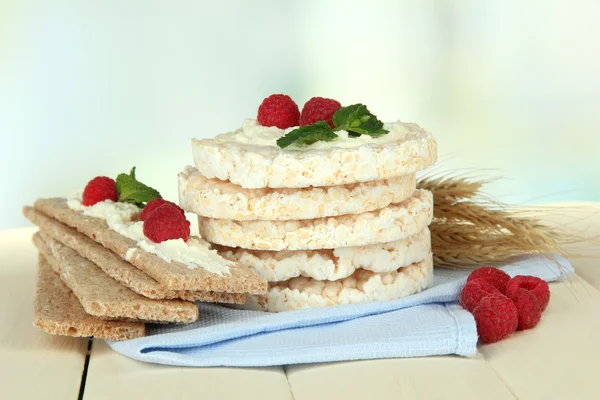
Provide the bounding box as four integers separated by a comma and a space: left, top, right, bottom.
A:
31, 198, 268, 294
23, 206, 245, 304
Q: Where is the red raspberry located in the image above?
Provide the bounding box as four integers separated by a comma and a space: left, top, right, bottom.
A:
143, 204, 190, 243
467, 267, 511, 294
82, 176, 118, 206
257, 94, 300, 129
506, 275, 550, 312
140, 198, 184, 221
472, 294, 518, 344
460, 279, 501, 312
299, 97, 342, 128
509, 288, 542, 330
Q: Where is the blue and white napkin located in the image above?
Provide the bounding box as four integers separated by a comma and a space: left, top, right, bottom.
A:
108, 256, 572, 367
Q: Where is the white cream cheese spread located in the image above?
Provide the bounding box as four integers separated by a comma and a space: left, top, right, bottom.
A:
214, 119, 410, 150
67, 197, 231, 275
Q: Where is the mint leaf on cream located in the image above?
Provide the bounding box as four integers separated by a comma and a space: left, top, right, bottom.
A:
276, 103, 388, 148
332, 104, 389, 138
115, 167, 161, 207
276, 121, 338, 149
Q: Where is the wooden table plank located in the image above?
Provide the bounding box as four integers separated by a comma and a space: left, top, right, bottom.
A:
479, 274, 600, 400
2, 203, 597, 400
83, 340, 293, 400
0, 227, 88, 400
286, 355, 516, 400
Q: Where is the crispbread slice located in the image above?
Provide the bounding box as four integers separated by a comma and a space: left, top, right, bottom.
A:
23, 206, 244, 304
34, 255, 145, 340
33, 233, 199, 324
30, 198, 268, 293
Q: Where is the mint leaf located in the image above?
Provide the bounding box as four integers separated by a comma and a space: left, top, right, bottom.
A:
332, 104, 389, 138
115, 167, 161, 207
276, 121, 338, 149
331, 104, 362, 128
274, 103, 388, 149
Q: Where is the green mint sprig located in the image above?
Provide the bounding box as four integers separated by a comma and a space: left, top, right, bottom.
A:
115, 167, 161, 207
276, 121, 338, 149
276, 103, 389, 149
331, 104, 389, 138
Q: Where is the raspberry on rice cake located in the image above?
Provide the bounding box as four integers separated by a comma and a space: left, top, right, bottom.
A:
191, 118, 437, 189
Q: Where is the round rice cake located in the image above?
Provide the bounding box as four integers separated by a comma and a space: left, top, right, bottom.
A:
217, 228, 431, 282
197, 189, 433, 251
192, 119, 437, 189
245, 255, 433, 312
178, 166, 417, 220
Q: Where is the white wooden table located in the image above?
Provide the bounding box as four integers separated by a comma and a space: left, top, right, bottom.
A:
2, 203, 599, 400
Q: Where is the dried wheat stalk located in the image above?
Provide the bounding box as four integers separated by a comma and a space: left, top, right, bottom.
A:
418, 175, 576, 268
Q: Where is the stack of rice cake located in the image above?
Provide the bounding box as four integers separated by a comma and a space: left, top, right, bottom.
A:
23, 199, 267, 340
179, 119, 438, 312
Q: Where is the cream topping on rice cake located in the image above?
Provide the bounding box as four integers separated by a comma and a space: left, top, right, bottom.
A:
198, 189, 433, 251
178, 166, 416, 220
216, 228, 431, 282
228, 119, 407, 149
192, 119, 437, 189
246, 255, 433, 312
67, 195, 232, 276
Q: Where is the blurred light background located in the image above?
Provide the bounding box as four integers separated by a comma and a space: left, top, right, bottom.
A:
1, 0, 599, 229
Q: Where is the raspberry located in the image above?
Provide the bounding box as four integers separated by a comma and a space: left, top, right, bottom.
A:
140, 198, 184, 221
143, 204, 190, 243
472, 294, 518, 344
82, 176, 118, 206
460, 279, 501, 312
257, 94, 300, 129
506, 275, 550, 312
510, 288, 542, 330
299, 97, 342, 128
467, 267, 511, 294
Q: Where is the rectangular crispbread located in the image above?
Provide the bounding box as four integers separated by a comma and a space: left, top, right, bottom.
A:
34, 255, 145, 340
33, 233, 200, 324
31, 199, 267, 294
23, 206, 245, 304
